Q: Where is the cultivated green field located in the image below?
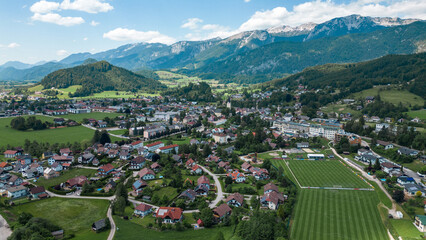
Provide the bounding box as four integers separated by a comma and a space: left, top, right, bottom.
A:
351, 87, 423, 107
390, 219, 423, 240
113, 216, 236, 240
286, 160, 370, 188
2, 198, 109, 239
0, 116, 100, 147
291, 189, 388, 240
35, 168, 97, 188
60, 112, 123, 122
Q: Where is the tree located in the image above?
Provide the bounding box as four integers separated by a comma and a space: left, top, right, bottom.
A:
92, 130, 101, 143
17, 212, 33, 225
225, 176, 233, 185
392, 189, 405, 203
113, 196, 126, 216
213, 231, 225, 240
374, 159, 381, 171
99, 130, 111, 145
200, 208, 213, 228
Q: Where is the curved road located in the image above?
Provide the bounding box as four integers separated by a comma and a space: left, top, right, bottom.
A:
199, 165, 224, 208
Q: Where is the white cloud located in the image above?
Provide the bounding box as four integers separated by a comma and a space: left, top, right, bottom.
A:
60, 0, 113, 14
181, 18, 203, 30
244, 0, 251, 2
90, 20, 100, 26
56, 49, 68, 56
83, 37, 88, 41
238, 0, 426, 30
30, 0, 59, 14
7, 43, 20, 48
32, 13, 85, 26
103, 28, 176, 45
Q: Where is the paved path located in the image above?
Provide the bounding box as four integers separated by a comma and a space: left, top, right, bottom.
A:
0, 214, 12, 240
199, 165, 223, 208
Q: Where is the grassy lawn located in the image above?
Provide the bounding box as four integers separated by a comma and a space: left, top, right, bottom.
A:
77, 91, 159, 99
109, 129, 127, 135
286, 160, 370, 188
351, 87, 423, 107
0, 116, 105, 147
403, 160, 425, 174
152, 186, 179, 201
61, 112, 123, 122
321, 103, 361, 117
113, 216, 236, 240
35, 168, 97, 188
406, 110, 426, 120
390, 219, 423, 240
2, 198, 109, 239
367, 180, 393, 209
291, 189, 388, 240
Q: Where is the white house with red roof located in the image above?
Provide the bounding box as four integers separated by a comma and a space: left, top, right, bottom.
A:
155, 207, 183, 223
156, 144, 179, 154
134, 203, 153, 217
145, 141, 164, 152
97, 163, 115, 177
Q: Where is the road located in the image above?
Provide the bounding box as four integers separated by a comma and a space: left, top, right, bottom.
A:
199, 165, 224, 208
361, 140, 422, 183
0, 214, 12, 240
82, 124, 130, 139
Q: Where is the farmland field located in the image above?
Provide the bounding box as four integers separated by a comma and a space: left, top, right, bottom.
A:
286, 160, 370, 188
406, 109, 426, 120
351, 87, 423, 107
291, 189, 388, 240
1, 198, 109, 239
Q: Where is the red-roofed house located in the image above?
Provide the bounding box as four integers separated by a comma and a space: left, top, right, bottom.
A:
191, 165, 203, 175
98, 163, 115, 177
131, 141, 143, 149
65, 176, 88, 189
197, 175, 210, 187
156, 144, 179, 154
155, 207, 183, 223
138, 168, 155, 180
4, 150, 20, 158
213, 203, 232, 220
226, 193, 244, 207
226, 171, 246, 183
186, 159, 195, 168
134, 203, 153, 217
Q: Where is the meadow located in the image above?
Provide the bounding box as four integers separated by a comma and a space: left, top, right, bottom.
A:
1, 198, 110, 239
291, 189, 388, 240
113, 216, 236, 240
35, 168, 97, 188
407, 109, 426, 120
351, 87, 423, 107
60, 112, 123, 122
286, 160, 370, 188
0, 115, 124, 147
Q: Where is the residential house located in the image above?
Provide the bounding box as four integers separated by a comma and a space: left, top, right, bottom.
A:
381, 162, 400, 174
43, 168, 58, 179
397, 176, 416, 185
376, 140, 394, 150
7, 185, 28, 199
130, 157, 146, 170
134, 203, 152, 217
104, 180, 117, 193
250, 167, 269, 180
191, 165, 203, 175
155, 207, 183, 223
213, 203, 232, 220
4, 150, 21, 158
226, 193, 244, 207
98, 164, 115, 177
194, 184, 209, 196
261, 191, 285, 210
0, 162, 13, 171
403, 184, 426, 197
398, 148, 419, 157
185, 159, 195, 168
178, 189, 197, 202
227, 171, 246, 183
264, 183, 279, 194
78, 153, 95, 164
92, 219, 106, 232
119, 150, 130, 160
48, 155, 73, 166
150, 162, 162, 172
132, 180, 148, 195
131, 141, 144, 150
241, 162, 252, 172
414, 215, 426, 232
107, 149, 119, 158
59, 148, 72, 156
197, 175, 210, 188
51, 162, 63, 172
29, 186, 47, 199
218, 161, 231, 172
8, 175, 23, 186
138, 168, 155, 180
65, 176, 88, 189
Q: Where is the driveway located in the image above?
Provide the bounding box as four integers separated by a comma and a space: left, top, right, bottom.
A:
0, 214, 12, 240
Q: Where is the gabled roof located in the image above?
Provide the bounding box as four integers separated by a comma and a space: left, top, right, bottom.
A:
197, 175, 210, 186
225, 192, 244, 205
262, 191, 285, 205
214, 203, 232, 217
132, 156, 146, 164
156, 207, 182, 220
99, 163, 115, 172
138, 168, 155, 177
264, 183, 279, 193
29, 186, 45, 194
146, 141, 163, 148
159, 144, 179, 151
135, 203, 152, 212
179, 189, 197, 200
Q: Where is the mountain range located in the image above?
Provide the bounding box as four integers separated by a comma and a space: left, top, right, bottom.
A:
1, 15, 424, 84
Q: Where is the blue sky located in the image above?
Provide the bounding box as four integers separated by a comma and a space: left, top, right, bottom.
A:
0, 0, 424, 65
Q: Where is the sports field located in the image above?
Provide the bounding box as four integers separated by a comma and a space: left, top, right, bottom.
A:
286, 160, 370, 188
291, 189, 388, 240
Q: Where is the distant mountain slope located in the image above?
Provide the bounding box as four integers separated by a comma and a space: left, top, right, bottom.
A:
40, 61, 164, 97
0, 15, 421, 82
194, 21, 426, 83
266, 52, 426, 98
